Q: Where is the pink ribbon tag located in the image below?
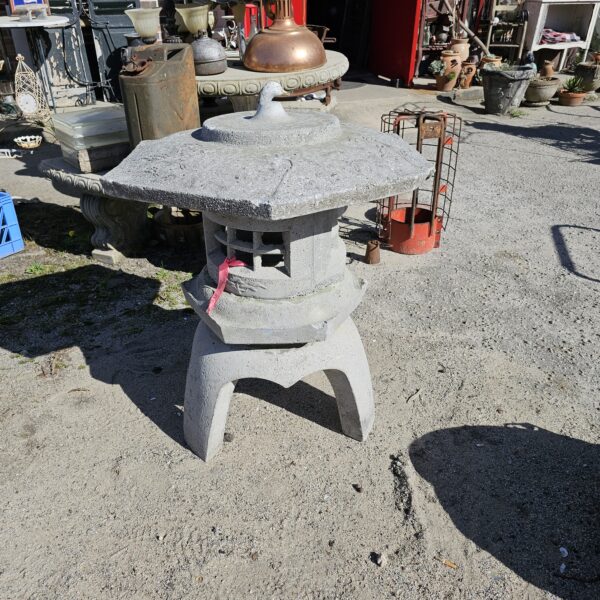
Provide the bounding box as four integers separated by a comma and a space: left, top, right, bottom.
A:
206, 257, 246, 315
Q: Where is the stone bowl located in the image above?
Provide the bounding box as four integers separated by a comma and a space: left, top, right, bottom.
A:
523, 77, 561, 106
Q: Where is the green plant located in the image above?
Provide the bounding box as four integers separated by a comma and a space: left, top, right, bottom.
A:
561, 77, 585, 93
428, 60, 445, 76
483, 61, 514, 72
508, 108, 526, 118
447, 71, 457, 81
24, 263, 57, 276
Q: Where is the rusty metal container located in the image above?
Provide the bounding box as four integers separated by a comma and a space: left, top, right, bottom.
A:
119, 44, 201, 148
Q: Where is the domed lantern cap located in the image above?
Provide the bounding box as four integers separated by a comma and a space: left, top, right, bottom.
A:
102, 83, 433, 220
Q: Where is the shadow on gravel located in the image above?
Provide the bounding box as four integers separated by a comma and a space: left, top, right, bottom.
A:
468, 122, 600, 165
0, 265, 193, 447
13, 198, 205, 272
15, 198, 93, 255
0, 265, 341, 449
237, 379, 342, 435
410, 424, 600, 600
551, 225, 600, 284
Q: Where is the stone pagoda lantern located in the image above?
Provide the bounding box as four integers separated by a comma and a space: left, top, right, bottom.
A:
102, 83, 431, 461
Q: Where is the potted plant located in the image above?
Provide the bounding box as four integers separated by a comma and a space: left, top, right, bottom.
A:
450, 36, 470, 62
523, 76, 561, 106
459, 60, 477, 89
481, 63, 536, 115
558, 77, 587, 106
479, 53, 502, 69
429, 59, 458, 92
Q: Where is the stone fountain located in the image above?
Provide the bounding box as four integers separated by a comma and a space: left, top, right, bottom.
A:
102, 82, 432, 461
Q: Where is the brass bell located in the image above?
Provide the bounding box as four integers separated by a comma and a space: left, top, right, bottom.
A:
243, 0, 326, 73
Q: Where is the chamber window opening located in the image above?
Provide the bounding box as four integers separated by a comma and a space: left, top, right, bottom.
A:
236, 229, 254, 243
234, 250, 254, 265
262, 254, 284, 268
262, 231, 284, 245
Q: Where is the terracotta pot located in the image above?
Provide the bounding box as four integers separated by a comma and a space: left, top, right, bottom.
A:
590, 51, 600, 63
558, 91, 586, 107
364, 240, 381, 265
441, 49, 462, 79
524, 77, 561, 105
435, 73, 458, 92
540, 60, 555, 77
479, 55, 502, 69
450, 37, 470, 62
460, 61, 477, 89
154, 208, 204, 249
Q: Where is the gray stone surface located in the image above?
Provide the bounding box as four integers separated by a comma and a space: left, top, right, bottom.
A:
183, 268, 366, 345
184, 318, 374, 461
199, 106, 339, 146
250, 82, 289, 122
39, 157, 106, 198
195, 49, 349, 97
101, 107, 432, 221
202, 209, 347, 300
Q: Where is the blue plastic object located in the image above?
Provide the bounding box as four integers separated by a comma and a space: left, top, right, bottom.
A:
0, 191, 25, 259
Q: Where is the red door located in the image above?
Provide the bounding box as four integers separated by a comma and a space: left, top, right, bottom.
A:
369, 0, 422, 86
292, 0, 307, 25
253, 1, 307, 27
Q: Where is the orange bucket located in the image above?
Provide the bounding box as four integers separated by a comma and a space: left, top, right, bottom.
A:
389, 207, 442, 255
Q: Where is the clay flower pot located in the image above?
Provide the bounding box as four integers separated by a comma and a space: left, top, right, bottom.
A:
479, 55, 502, 70
450, 37, 470, 62
524, 77, 561, 106
154, 208, 204, 249
540, 60, 555, 77
590, 51, 600, 63
460, 61, 477, 89
435, 74, 458, 92
558, 91, 586, 107
439, 49, 462, 90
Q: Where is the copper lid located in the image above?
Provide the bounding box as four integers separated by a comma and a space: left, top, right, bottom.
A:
243, 0, 326, 73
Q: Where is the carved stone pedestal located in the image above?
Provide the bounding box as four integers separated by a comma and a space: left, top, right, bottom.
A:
39, 158, 148, 265
80, 194, 148, 265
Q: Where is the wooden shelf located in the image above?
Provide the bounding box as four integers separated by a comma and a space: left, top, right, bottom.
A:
532, 40, 587, 50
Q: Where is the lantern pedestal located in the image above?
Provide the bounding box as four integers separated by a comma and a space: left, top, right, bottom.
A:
184, 318, 374, 461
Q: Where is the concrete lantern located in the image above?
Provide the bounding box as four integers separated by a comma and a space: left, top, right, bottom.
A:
102, 82, 432, 461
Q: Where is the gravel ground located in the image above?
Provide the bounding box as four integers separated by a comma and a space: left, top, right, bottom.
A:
0, 85, 599, 600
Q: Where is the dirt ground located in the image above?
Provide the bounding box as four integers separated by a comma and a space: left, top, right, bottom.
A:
1, 84, 599, 600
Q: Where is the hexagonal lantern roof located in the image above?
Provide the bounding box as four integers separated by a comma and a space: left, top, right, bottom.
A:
101, 90, 432, 221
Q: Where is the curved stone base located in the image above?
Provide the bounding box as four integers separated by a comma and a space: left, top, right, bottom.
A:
522, 100, 550, 107
184, 318, 374, 461
182, 267, 366, 344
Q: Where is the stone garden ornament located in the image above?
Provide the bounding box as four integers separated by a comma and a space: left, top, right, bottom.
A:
102, 83, 432, 461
